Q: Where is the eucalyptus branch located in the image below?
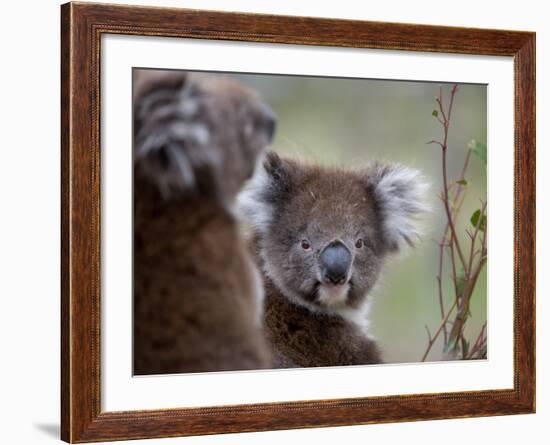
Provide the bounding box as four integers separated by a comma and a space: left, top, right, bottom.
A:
436, 241, 448, 344
438, 86, 468, 271
468, 322, 487, 359
423, 84, 488, 362
467, 201, 487, 278
447, 241, 487, 350
448, 241, 459, 304
421, 299, 458, 362
437, 148, 472, 311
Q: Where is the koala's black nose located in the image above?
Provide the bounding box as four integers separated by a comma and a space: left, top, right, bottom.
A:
260, 103, 277, 143
320, 241, 352, 285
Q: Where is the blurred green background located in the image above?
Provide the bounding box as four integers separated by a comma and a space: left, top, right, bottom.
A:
220, 72, 486, 364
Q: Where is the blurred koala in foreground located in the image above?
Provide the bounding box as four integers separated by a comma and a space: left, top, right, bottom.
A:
133, 69, 275, 374
238, 152, 428, 368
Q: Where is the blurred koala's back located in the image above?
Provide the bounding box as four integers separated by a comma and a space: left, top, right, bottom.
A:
133, 70, 274, 374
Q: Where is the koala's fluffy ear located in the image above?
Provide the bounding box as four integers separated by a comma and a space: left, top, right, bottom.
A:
237, 151, 295, 233
366, 163, 429, 252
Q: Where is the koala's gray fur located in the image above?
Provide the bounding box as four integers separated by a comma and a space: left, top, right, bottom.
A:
133, 70, 275, 374
238, 152, 428, 368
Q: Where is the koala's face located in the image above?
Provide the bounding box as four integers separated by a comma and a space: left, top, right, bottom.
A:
265, 181, 385, 310
238, 152, 427, 314
133, 70, 275, 199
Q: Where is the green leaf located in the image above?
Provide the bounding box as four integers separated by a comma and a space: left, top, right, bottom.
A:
432, 110, 439, 117
456, 179, 468, 186
470, 209, 487, 232
468, 139, 487, 165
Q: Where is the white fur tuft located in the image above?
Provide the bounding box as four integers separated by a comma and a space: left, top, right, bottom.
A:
245, 254, 266, 327
317, 283, 350, 307
368, 163, 429, 251
236, 153, 274, 233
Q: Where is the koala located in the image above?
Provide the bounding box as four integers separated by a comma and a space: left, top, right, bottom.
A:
133, 69, 276, 375
238, 152, 428, 368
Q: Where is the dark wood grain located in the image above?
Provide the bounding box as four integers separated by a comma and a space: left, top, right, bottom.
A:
60, 4, 70, 441
60, 2, 536, 442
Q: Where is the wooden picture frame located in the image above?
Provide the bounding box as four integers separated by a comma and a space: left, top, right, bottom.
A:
61, 2, 535, 442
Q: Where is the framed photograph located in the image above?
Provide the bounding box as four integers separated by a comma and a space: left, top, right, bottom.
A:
61, 2, 535, 442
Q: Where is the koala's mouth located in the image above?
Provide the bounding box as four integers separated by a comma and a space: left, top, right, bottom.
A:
315, 280, 351, 307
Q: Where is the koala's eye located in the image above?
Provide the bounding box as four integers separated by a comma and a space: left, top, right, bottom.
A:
355, 239, 364, 249
300, 239, 311, 251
